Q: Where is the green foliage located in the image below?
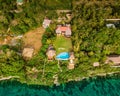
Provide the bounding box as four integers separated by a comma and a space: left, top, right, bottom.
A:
0, 49, 25, 77
0, 0, 71, 36
72, 0, 120, 63
0, 45, 9, 52
44, 0, 72, 10
0, 0, 120, 85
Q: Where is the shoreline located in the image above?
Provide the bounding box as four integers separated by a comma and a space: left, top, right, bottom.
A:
0, 76, 20, 81
0, 72, 119, 86
68, 71, 120, 83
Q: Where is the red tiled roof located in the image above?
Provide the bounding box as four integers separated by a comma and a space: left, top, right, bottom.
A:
57, 26, 70, 31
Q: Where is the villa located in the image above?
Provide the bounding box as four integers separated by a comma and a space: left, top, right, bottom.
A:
42, 18, 51, 28
56, 24, 72, 37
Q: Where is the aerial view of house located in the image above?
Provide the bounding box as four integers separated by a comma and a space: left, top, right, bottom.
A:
0, 0, 120, 95
56, 24, 71, 37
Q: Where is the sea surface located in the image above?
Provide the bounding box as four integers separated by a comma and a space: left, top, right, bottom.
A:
0, 75, 120, 96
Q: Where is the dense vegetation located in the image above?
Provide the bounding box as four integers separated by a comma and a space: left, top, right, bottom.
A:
0, 0, 71, 36
0, 0, 120, 85
72, 0, 120, 63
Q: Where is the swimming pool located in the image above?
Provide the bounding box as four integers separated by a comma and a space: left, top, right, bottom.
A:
56, 52, 70, 60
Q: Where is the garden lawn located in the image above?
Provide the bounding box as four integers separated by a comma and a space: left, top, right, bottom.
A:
54, 36, 72, 55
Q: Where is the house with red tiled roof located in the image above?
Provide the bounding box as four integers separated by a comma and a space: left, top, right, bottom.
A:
56, 24, 71, 37
42, 18, 51, 28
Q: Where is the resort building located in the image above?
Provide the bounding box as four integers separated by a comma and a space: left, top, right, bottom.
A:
42, 18, 51, 29
17, 0, 23, 5
46, 45, 56, 60
56, 24, 72, 37
22, 47, 34, 60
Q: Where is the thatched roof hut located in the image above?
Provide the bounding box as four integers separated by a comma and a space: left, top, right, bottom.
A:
46, 45, 56, 60
22, 48, 34, 60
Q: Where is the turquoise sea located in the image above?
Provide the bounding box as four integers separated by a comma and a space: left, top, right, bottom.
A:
0, 75, 120, 96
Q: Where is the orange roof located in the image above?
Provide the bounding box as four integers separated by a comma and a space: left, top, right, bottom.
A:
57, 26, 70, 31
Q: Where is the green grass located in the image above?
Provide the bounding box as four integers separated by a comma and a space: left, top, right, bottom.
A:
54, 36, 72, 54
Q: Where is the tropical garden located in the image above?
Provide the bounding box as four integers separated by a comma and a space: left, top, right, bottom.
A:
0, 0, 120, 85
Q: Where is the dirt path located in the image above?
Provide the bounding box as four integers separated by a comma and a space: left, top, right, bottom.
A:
23, 27, 45, 54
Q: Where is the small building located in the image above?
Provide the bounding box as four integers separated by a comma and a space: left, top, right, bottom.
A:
68, 52, 75, 70
56, 24, 71, 37
69, 52, 75, 62
17, 0, 23, 5
93, 62, 100, 67
105, 55, 120, 64
42, 18, 51, 29
106, 24, 116, 28
46, 45, 56, 60
22, 48, 34, 60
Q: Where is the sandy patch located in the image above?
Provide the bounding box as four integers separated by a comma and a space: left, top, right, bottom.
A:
23, 27, 45, 54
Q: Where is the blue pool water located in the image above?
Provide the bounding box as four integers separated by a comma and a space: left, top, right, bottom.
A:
0, 75, 120, 96
56, 52, 70, 60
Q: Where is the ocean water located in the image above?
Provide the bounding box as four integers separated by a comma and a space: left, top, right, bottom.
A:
0, 75, 120, 96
